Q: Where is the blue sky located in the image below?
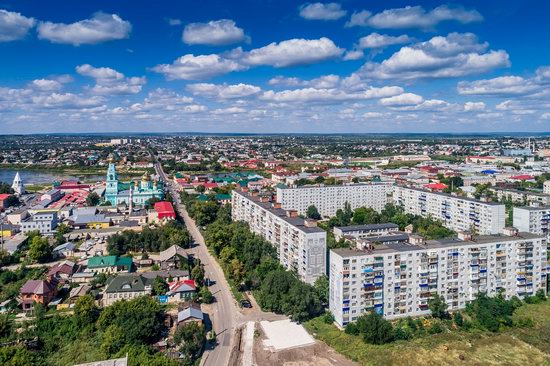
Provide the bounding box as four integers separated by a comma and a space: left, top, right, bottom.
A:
0, 0, 549, 133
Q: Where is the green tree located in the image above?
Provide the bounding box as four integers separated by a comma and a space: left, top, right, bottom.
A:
428, 293, 449, 319
191, 263, 205, 287
28, 235, 51, 263
357, 312, 394, 345
200, 287, 214, 304
74, 294, 99, 325
152, 277, 169, 296
314, 275, 329, 305
306, 205, 321, 220
174, 322, 206, 363
86, 192, 100, 206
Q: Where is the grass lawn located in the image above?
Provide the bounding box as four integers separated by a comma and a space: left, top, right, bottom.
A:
305, 301, 550, 366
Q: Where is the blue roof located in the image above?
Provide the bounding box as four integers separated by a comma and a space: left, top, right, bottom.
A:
481, 170, 498, 174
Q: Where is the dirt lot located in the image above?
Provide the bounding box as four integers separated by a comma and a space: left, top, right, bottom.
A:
252, 324, 357, 366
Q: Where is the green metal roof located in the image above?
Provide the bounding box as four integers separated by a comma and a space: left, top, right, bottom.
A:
88, 255, 118, 268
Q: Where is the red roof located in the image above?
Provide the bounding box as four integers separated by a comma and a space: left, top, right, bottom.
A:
0, 193, 11, 200
510, 175, 534, 180
424, 183, 448, 190
154, 201, 176, 219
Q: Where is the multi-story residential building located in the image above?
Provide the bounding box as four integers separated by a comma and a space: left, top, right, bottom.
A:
544, 181, 550, 195
393, 186, 505, 235
20, 212, 58, 235
275, 183, 392, 218
333, 223, 399, 241
232, 189, 326, 284
513, 206, 550, 237
103, 274, 153, 306
329, 229, 547, 327
490, 188, 550, 206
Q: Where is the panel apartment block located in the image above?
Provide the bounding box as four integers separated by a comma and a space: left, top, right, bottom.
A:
329, 230, 547, 328
232, 189, 326, 284
393, 186, 505, 235
276, 183, 392, 218
513, 206, 550, 237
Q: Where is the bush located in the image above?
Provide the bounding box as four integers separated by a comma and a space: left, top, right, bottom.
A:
322, 311, 335, 324
357, 312, 394, 345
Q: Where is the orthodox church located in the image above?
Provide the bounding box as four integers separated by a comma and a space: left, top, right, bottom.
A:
12, 172, 24, 196
104, 163, 164, 206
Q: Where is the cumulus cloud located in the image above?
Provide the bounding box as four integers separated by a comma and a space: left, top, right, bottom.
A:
32, 93, 105, 109
268, 76, 306, 87
358, 33, 412, 49
457, 69, 550, 96
31, 79, 63, 91
361, 33, 510, 79
187, 83, 261, 99
183, 19, 246, 46
237, 37, 344, 67
299, 3, 347, 21
211, 107, 247, 114
0, 9, 36, 42
463, 101, 486, 111
379, 93, 423, 106
260, 85, 403, 103
37, 12, 131, 46
152, 54, 244, 80
346, 5, 482, 29
76, 64, 146, 95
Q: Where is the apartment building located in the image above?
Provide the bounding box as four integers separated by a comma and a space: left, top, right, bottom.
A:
275, 183, 392, 218
544, 181, 550, 195
20, 212, 58, 235
393, 186, 505, 235
513, 206, 550, 237
329, 229, 547, 327
333, 223, 399, 241
490, 188, 550, 206
232, 189, 326, 284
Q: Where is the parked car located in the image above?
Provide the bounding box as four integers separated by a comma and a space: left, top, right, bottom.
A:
240, 299, 252, 308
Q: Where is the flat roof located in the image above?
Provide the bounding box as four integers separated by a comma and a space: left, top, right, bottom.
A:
233, 190, 324, 234
395, 186, 504, 206
336, 223, 399, 232
332, 232, 544, 257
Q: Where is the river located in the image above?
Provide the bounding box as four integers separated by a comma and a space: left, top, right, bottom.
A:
0, 169, 104, 185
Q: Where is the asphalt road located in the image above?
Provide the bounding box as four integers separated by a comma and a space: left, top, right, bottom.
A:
154, 161, 239, 366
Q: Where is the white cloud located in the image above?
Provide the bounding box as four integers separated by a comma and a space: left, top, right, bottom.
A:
342, 49, 364, 60
187, 83, 261, 99
211, 107, 247, 114
0, 9, 36, 42
238, 37, 344, 67
152, 54, 244, 80
541, 113, 550, 120
37, 12, 131, 46
167, 18, 182, 26
183, 19, 246, 46
361, 33, 509, 79
299, 3, 347, 21
464, 101, 486, 111
260, 86, 402, 103
358, 33, 412, 49
76, 64, 146, 95
346, 5, 482, 29
363, 112, 384, 119
380, 93, 423, 106
268, 76, 306, 87
31, 79, 63, 91
32, 93, 104, 109
457, 76, 540, 96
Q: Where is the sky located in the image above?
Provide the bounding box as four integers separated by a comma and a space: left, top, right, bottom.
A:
0, 0, 549, 134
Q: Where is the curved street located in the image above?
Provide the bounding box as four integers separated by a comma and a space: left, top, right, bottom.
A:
155, 161, 239, 366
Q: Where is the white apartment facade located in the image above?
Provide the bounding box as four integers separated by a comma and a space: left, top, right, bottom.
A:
329, 230, 547, 327
276, 183, 392, 218
232, 189, 326, 284
490, 188, 550, 206
393, 186, 505, 235
513, 206, 550, 237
